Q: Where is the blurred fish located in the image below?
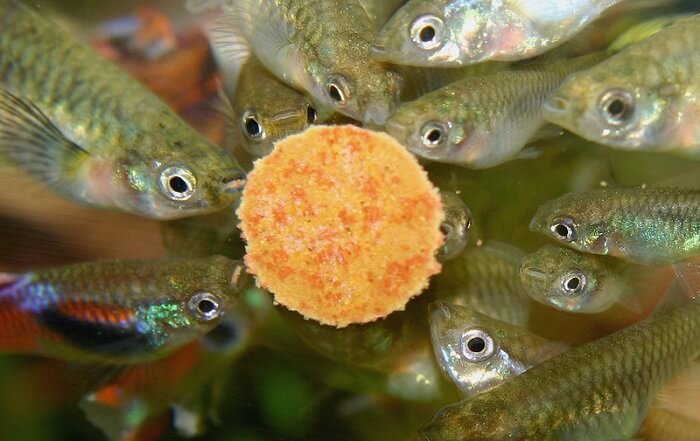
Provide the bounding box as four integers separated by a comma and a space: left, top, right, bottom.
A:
0, 256, 246, 364
544, 14, 700, 153
161, 207, 245, 260
431, 242, 535, 327
223, 56, 317, 157
429, 302, 566, 397
372, 0, 624, 66
420, 262, 700, 441
385, 54, 604, 169
0, 0, 246, 220
530, 186, 700, 264
437, 192, 472, 262
520, 245, 631, 313
214, 0, 402, 125
358, 0, 407, 29
608, 14, 689, 53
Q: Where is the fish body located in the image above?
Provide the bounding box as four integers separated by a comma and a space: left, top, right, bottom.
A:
421, 266, 700, 440
0, 0, 245, 219
431, 243, 534, 327
520, 245, 630, 313
544, 14, 700, 152
372, 0, 621, 66
530, 186, 700, 264
216, 0, 402, 125
429, 302, 566, 397
437, 192, 472, 261
385, 54, 603, 169
226, 56, 316, 157
0, 256, 245, 364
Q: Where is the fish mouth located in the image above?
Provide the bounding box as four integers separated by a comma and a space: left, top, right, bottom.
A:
223, 172, 247, 195
383, 120, 409, 143
370, 43, 386, 56
520, 265, 547, 281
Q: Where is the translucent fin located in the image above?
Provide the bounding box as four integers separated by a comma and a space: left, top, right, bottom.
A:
608, 14, 689, 53
516, 147, 542, 160
0, 87, 88, 189
529, 124, 564, 142
641, 408, 700, 441
185, 0, 231, 13
653, 361, 700, 425
210, 22, 250, 63
649, 262, 700, 316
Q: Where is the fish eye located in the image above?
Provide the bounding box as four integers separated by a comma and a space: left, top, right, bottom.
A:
188, 292, 222, 321
410, 15, 444, 50
550, 218, 577, 242
440, 221, 453, 237
420, 121, 447, 148
326, 74, 353, 106
160, 165, 196, 201
461, 329, 495, 362
241, 110, 265, 140
599, 89, 635, 125
466, 217, 473, 232
560, 270, 586, 296
307, 105, 317, 124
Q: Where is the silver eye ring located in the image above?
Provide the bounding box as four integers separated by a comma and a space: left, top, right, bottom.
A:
326, 74, 353, 106
461, 328, 495, 362
599, 89, 635, 125
241, 110, 265, 141
561, 270, 586, 296
160, 165, 196, 201
550, 218, 577, 242
420, 121, 448, 148
410, 14, 445, 50
188, 292, 222, 321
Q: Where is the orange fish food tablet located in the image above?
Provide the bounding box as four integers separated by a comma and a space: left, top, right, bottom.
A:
238, 125, 445, 327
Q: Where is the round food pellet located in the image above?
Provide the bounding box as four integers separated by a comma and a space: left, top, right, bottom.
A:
237, 125, 444, 327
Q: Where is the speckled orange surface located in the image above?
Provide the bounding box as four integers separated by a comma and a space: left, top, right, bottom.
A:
237, 125, 444, 327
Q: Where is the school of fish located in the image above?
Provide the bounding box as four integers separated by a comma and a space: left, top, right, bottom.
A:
4, 0, 700, 439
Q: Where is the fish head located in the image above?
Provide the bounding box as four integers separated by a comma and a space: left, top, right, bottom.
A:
237, 100, 317, 157
429, 302, 532, 397
529, 194, 610, 256
119, 122, 247, 220
437, 192, 473, 261
384, 102, 465, 162
373, 0, 524, 66
544, 65, 680, 151
520, 245, 617, 314
147, 256, 248, 349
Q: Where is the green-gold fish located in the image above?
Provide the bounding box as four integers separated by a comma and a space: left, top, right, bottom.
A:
420, 263, 700, 440
0, 256, 246, 364
544, 14, 700, 153
520, 245, 631, 313
225, 56, 317, 158
429, 302, 566, 398
430, 242, 536, 328
372, 0, 623, 66
530, 186, 700, 264
215, 0, 402, 125
384, 54, 604, 169
438, 192, 473, 262
0, 0, 246, 219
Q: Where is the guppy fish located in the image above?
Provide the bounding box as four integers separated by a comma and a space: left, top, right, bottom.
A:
384, 53, 604, 169
0, 0, 246, 219
520, 245, 631, 313
215, 0, 402, 125
0, 256, 245, 364
530, 186, 700, 264
420, 262, 700, 441
224, 56, 317, 157
372, 0, 623, 67
544, 14, 700, 152
437, 192, 473, 262
429, 302, 566, 398
430, 242, 535, 327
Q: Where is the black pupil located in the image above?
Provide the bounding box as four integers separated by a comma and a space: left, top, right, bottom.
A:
555, 224, 570, 238
467, 337, 485, 353
245, 117, 261, 137
426, 128, 442, 143
169, 176, 189, 194
329, 84, 343, 102
607, 99, 626, 118
466, 218, 473, 231
419, 25, 436, 42
198, 299, 217, 314
307, 106, 317, 123
440, 222, 453, 237
566, 277, 581, 290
